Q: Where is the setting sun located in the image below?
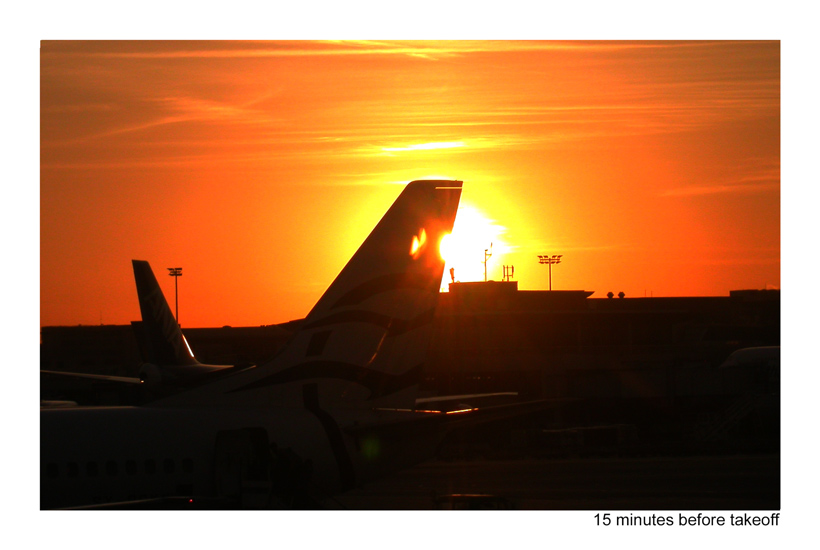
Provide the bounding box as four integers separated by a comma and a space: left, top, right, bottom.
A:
440, 205, 509, 288
39, 40, 779, 327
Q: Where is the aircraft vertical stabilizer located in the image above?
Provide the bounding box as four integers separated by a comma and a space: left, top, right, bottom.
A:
42, 180, 464, 506
156, 180, 462, 410
132, 260, 199, 367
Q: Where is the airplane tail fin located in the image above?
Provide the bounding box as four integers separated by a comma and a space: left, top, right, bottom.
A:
243, 179, 462, 408
132, 260, 199, 367
161, 180, 462, 409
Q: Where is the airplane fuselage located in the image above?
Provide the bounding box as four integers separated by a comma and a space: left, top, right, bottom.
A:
40, 180, 463, 509
40, 402, 446, 509
40, 405, 342, 509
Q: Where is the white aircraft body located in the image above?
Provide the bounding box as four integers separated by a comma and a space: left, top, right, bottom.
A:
41, 179, 464, 509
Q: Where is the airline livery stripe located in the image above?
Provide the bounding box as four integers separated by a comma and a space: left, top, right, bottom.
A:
303, 308, 436, 336
330, 273, 440, 310
228, 360, 423, 398
302, 384, 356, 491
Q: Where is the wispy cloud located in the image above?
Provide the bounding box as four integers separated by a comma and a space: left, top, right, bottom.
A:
661, 182, 779, 197
381, 141, 466, 152
41, 103, 119, 113
514, 240, 637, 254
41, 40, 756, 61
352, 136, 548, 158
41, 40, 778, 164
661, 163, 780, 197
676, 256, 780, 266
43, 94, 281, 145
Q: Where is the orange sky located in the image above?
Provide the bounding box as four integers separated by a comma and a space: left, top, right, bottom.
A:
40, 40, 780, 328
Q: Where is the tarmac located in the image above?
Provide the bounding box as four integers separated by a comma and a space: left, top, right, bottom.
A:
333, 454, 780, 510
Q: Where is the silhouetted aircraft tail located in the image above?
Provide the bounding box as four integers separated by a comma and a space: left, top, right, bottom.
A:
40, 261, 219, 398
133, 260, 236, 386
132, 260, 199, 367
41, 179, 557, 507
156, 180, 463, 410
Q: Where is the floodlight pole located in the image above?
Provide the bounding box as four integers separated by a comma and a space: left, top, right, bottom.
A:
168, 267, 182, 324
538, 254, 563, 291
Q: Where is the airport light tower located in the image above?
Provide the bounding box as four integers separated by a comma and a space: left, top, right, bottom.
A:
167, 267, 182, 324
538, 254, 562, 291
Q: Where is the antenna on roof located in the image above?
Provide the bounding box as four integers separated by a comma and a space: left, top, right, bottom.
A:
483, 243, 493, 282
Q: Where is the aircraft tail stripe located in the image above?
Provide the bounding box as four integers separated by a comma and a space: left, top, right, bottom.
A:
303, 308, 436, 336
302, 384, 356, 491
329, 273, 440, 310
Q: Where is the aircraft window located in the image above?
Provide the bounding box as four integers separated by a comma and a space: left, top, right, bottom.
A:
163, 458, 175, 474
46, 463, 59, 479
86, 462, 99, 477
125, 460, 137, 475
145, 459, 156, 474
106, 460, 118, 476
182, 458, 194, 473
67, 462, 79, 478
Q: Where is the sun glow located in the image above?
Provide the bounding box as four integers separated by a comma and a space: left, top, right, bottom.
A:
410, 228, 427, 257
383, 141, 466, 152
439, 206, 508, 288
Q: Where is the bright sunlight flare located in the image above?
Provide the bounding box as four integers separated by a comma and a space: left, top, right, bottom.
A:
440, 205, 508, 289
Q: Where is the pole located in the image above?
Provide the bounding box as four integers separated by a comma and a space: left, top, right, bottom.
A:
174, 274, 179, 323
168, 267, 182, 325
549, 262, 552, 291
538, 254, 562, 292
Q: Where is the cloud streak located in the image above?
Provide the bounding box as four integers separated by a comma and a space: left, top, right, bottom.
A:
41, 40, 751, 61
381, 141, 466, 152
661, 163, 780, 197
661, 182, 779, 197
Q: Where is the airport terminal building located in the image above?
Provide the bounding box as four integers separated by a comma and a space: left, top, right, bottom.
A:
41, 283, 779, 405
40, 283, 780, 493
